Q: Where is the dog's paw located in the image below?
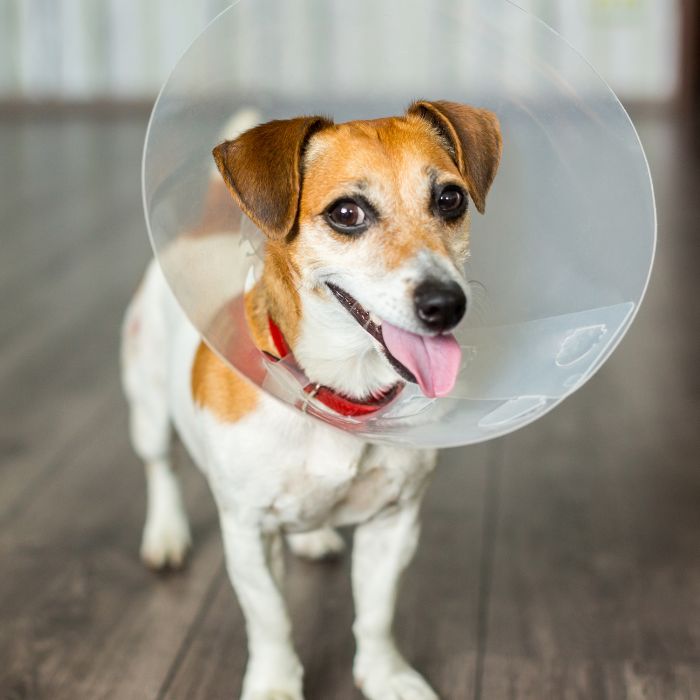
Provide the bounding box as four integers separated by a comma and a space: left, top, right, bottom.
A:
241, 657, 304, 700
355, 646, 438, 700
140, 507, 192, 570
241, 692, 303, 700
287, 528, 345, 561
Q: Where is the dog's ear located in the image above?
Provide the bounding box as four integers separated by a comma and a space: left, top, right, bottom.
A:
407, 100, 502, 214
212, 115, 333, 240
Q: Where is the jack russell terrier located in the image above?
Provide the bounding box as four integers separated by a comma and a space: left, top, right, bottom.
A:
122, 100, 502, 700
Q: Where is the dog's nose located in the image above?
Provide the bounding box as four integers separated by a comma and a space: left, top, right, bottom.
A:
414, 279, 467, 333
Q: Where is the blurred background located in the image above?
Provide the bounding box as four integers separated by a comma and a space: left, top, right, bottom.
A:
1, 2, 699, 699
0, 0, 693, 106
0, 0, 697, 106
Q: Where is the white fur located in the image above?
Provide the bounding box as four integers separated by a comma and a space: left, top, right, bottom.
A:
293, 247, 470, 399
140, 459, 192, 568
286, 528, 345, 560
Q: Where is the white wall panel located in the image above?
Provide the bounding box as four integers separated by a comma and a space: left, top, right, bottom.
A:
0, 0, 681, 102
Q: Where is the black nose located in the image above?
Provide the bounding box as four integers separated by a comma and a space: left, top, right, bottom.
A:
414, 279, 467, 333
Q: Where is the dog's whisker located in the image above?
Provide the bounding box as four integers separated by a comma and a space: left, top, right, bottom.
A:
465, 279, 491, 325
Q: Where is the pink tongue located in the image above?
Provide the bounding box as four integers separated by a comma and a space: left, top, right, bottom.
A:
381, 322, 462, 398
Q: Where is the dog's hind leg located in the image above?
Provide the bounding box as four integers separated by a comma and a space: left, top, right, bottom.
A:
121, 262, 192, 570
219, 513, 303, 700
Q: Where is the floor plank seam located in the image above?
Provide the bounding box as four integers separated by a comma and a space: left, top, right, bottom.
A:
472, 442, 503, 700
0, 256, 140, 377
0, 386, 120, 526
155, 562, 227, 700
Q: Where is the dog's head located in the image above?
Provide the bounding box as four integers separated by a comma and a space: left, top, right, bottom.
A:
213, 101, 502, 399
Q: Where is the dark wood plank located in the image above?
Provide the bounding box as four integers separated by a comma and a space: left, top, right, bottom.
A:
0, 237, 148, 508
0, 120, 145, 267
2, 110, 699, 700
163, 446, 493, 700
0, 414, 221, 700
477, 115, 700, 698
0, 120, 148, 346
0, 119, 223, 699
0, 120, 150, 516
480, 657, 700, 700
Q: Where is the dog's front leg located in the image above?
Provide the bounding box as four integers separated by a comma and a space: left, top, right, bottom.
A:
351, 497, 439, 700
219, 513, 303, 700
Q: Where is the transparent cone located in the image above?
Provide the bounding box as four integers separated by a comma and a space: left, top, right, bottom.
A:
143, 0, 656, 448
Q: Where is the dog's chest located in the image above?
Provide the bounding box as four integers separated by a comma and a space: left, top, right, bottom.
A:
269, 441, 413, 532
199, 398, 434, 531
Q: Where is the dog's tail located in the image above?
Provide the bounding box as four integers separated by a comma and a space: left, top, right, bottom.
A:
221, 107, 263, 142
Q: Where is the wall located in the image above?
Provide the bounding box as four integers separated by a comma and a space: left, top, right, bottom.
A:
0, 0, 680, 103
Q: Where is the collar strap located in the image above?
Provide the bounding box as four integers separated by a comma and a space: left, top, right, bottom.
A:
268, 314, 291, 358
266, 315, 402, 417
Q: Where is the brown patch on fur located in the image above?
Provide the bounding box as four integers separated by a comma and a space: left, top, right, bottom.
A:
191, 342, 259, 422
407, 100, 502, 214
261, 242, 303, 344
243, 283, 275, 354
213, 116, 333, 240
244, 265, 302, 355
299, 116, 467, 270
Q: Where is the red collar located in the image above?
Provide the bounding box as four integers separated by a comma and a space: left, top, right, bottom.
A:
266, 316, 402, 417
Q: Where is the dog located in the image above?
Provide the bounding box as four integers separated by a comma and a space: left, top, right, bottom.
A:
122, 100, 502, 700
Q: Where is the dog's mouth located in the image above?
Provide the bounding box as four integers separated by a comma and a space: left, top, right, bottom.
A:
326, 283, 416, 384
326, 283, 462, 398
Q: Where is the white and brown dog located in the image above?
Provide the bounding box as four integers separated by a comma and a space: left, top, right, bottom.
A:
122, 100, 502, 700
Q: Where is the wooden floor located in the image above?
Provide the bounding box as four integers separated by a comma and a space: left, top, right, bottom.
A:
0, 112, 698, 700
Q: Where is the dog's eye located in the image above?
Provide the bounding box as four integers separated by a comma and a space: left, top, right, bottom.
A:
435, 185, 468, 219
325, 199, 368, 233
438, 188, 463, 211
